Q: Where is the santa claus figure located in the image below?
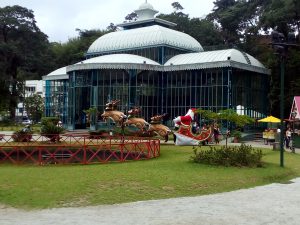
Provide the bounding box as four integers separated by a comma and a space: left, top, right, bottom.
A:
173, 108, 196, 126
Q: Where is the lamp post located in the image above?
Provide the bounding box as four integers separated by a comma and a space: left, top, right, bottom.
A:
280, 56, 285, 166
271, 31, 297, 167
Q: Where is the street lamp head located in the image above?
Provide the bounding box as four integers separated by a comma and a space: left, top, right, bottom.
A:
271, 31, 288, 56
272, 31, 285, 43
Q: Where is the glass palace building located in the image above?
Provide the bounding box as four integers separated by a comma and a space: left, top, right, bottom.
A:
43, 2, 270, 130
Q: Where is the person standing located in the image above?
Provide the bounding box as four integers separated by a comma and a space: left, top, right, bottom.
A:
214, 125, 220, 144
285, 128, 292, 148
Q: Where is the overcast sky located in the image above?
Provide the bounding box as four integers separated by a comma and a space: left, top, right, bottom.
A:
0, 0, 215, 43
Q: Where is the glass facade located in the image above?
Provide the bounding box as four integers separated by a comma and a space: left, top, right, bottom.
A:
45, 79, 68, 125
67, 69, 163, 129
63, 67, 268, 129
231, 69, 269, 118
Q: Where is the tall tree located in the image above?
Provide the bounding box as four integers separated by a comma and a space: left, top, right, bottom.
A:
124, 12, 138, 22
50, 29, 108, 68
158, 13, 222, 47
260, 0, 300, 39
171, 2, 184, 11
257, 0, 300, 116
107, 23, 118, 32
207, 0, 300, 118
24, 94, 44, 122
0, 5, 52, 119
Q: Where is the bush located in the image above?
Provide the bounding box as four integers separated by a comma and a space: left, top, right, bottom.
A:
89, 129, 110, 139
40, 117, 64, 142
88, 127, 155, 138
12, 128, 33, 142
231, 130, 242, 142
191, 144, 264, 167
41, 117, 60, 126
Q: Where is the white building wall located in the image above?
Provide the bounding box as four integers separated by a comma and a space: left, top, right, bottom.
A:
15, 80, 45, 118
24, 80, 45, 98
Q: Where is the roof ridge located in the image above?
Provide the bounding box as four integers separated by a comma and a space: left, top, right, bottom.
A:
241, 51, 252, 65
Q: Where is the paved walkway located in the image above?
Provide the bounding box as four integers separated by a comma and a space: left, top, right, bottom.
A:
220, 139, 300, 154
1, 178, 300, 225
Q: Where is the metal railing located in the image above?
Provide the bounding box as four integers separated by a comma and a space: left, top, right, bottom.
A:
0, 134, 160, 165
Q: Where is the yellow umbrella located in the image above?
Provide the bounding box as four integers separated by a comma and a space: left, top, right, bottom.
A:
258, 116, 281, 123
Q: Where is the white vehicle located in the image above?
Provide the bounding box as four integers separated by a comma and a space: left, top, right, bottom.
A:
21, 118, 32, 125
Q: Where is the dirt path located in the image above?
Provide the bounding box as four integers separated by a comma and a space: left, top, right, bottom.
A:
1, 178, 300, 225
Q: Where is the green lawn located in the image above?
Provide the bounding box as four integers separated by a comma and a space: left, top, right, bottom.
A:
0, 124, 41, 133
0, 145, 299, 209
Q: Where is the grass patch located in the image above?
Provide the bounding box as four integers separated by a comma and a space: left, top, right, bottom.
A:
0, 125, 41, 133
0, 145, 299, 209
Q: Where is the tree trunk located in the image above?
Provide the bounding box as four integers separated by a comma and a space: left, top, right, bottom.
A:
8, 56, 19, 120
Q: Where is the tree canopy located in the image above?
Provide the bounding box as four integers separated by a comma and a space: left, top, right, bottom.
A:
1, 1, 300, 120
0, 5, 52, 118
158, 12, 223, 48
207, 0, 300, 116
24, 94, 44, 122
50, 29, 108, 69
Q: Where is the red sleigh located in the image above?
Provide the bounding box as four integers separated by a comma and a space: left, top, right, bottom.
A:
173, 109, 212, 145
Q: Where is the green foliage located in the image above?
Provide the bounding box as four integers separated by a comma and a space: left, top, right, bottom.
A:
192, 144, 264, 167
89, 129, 109, 135
208, 0, 247, 44
0, 5, 53, 118
41, 124, 64, 135
50, 29, 108, 68
12, 127, 32, 142
171, 2, 184, 11
196, 109, 254, 129
106, 23, 118, 31
89, 126, 154, 138
40, 117, 64, 142
41, 117, 60, 126
84, 107, 97, 125
124, 12, 138, 22
196, 109, 219, 121
219, 109, 254, 127
208, 0, 300, 118
231, 130, 242, 141
231, 130, 242, 138
24, 94, 44, 122
260, 0, 300, 36
158, 13, 223, 47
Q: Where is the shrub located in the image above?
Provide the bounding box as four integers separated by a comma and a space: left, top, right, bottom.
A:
40, 117, 64, 142
41, 117, 60, 126
88, 127, 155, 138
231, 130, 242, 142
12, 128, 33, 142
191, 144, 264, 167
89, 129, 110, 139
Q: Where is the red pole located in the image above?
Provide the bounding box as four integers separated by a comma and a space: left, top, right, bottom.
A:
83, 136, 87, 164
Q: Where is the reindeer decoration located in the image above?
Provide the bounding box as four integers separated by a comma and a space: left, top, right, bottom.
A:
101, 100, 126, 126
124, 107, 149, 132
148, 114, 171, 142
